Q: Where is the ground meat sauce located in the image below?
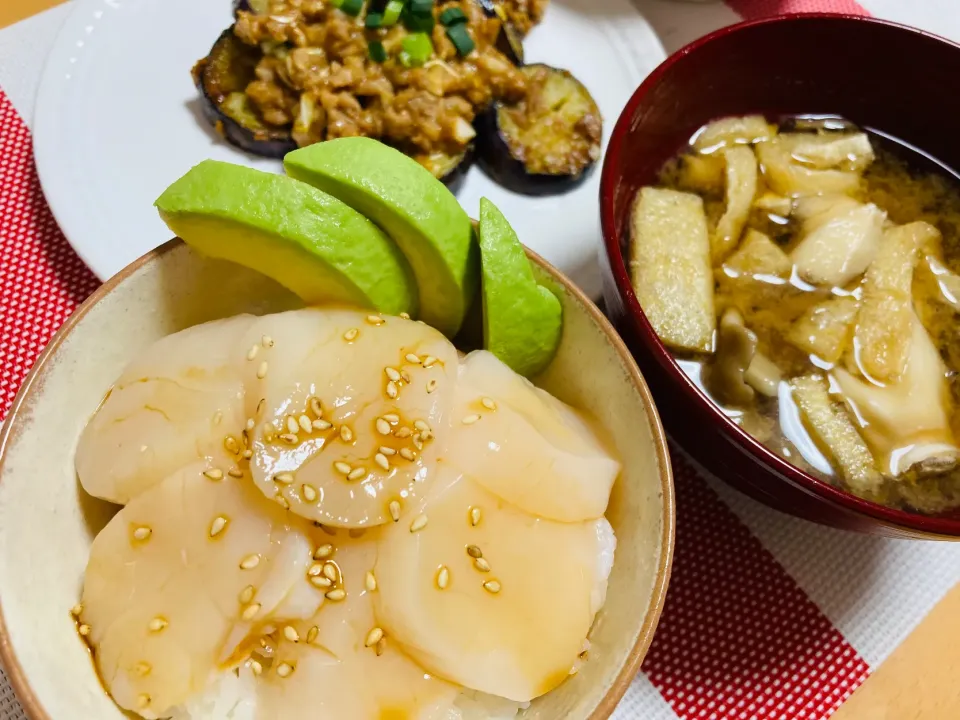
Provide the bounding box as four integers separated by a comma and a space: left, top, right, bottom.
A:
233, 0, 538, 166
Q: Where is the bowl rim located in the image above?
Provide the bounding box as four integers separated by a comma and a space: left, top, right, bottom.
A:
0, 238, 676, 720
599, 11, 960, 538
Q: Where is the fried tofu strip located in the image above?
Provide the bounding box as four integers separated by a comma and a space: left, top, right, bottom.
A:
757, 137, 862, 197
723, 229, 792, 279
630, 187, 715, 353
787, 295, 859, 364
853, 221, 941, 383
692, 115, 774, 153
713, 147, 758, 261
791, 375, 881, 496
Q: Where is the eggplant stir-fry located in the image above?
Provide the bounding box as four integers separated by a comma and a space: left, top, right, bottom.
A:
195, 0, 601, 193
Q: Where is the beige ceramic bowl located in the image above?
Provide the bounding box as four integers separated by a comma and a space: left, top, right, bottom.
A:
0, 240, 674, 720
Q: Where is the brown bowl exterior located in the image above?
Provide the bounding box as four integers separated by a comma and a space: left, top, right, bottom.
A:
599, 13, 960, 539
0, 240, 674, 719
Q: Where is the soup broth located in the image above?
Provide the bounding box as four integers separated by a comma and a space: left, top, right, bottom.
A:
630, 114, 960, 513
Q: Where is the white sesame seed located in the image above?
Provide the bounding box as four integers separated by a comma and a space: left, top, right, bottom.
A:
322, 562, 339, 582
309, 397, 323, 417
298, 415, 312, 434
256, 398, 266, 415
474, 558, 491, 572
374, 453, 390, 470
280, 433, 299, 444
246, 418, 257, 431
309, 575, 332, 588
343, 328, 359, 341
286, 416, 300, 434
78, 624, 91, 636
405, 353, 421, 364
388, 500, 401, 522
247, 345, 259, 361
242, 603, 262, 621
314, 544, 334, 559
334, 461, 352, 475
148, 617, 168, 633
376, 637, 387, 656
376, 418, 392, 435
228, 467, 244, 478
569, 666, 578, 676
276, 495, 290, 509
308, 562, 324, 577
213, 411, 223, 426
209, 516, 229, 538
257, 361, 269, 379
399, 447, 416, 461
399, 312, 411, 319
306, 626, 318, 644
132, 526, 152, 541
365, 627, 384, 647
379, 446, 396, 456
414, 420, 431, 433
466, 544, 482, 558
401, 370, 412, 383
325, 589, 346, 601
313, 419, 332, 431
239, 585, 256, 604
386, 381, 399, 399
422, 356, 438, 368
426, 379, 438, 393
284, 626, 300, 643
481, 397, 497, 411
302, 484, 318, 502
383, 413, 400, 424
462, 414, 480, 425
262, 335, 274, 348
224, 436, 240, 454
385, 367, 401, 382
276, 662, 294, 678
413, 434, 424, 450
395, 427, 413, 438
138, 694, 151, 709
274, 472, 295, 484
71, 604, 83, 617
366, 315, 384, 326
436, 566, 450, 590
470, 507, 482, 526
249, 659, 263, 676
243, 449, 253, 459
340, 425, 354, 443
134, 662, 151, 677
410, 515, 428, 532
483, 580, 501, 594
365, 571, 377, 592
240, 554, 260, 570
348, 467, 366, 481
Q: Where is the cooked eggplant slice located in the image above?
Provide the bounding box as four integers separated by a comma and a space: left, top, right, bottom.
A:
414, 146, 475, 194
476, 0, 525, 64
476, 64, 602, 196
233, 0, 269, 16
192, 28, 295, 159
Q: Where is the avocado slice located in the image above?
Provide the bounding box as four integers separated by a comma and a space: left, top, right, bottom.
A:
155, 160, 417, 316
284, 138, 478, 337
477, 197, 562, 376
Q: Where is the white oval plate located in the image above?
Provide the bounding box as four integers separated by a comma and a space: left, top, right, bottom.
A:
34, 0, 665, 296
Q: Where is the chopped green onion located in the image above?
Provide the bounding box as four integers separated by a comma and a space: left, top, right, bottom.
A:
398, 50, 415, 68
409, 0, 434, 16
446, 23, 474, 56
382, 0, 404, 25
368, 40, 388, 62
403, 8, 435, 32
439, 7, 467, 25
339, 0, 363, 15
365, 11, 383, 27
401, 32, 434, 65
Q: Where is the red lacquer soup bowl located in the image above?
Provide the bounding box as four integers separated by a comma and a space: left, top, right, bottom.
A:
600, 13, 960, 539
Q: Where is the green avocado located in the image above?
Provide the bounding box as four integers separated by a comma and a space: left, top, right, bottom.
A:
154, 160, 417, 316
477, 197, 562, 377
284, 138, 478, 337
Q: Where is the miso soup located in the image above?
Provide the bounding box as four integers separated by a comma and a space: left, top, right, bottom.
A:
630, 114, 960, 513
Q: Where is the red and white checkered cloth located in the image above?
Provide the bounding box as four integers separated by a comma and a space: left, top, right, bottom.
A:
4, 1, 960, 719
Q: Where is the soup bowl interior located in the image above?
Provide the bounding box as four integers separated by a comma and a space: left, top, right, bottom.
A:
0, 241, 674, 719
600, 13, 960, 537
